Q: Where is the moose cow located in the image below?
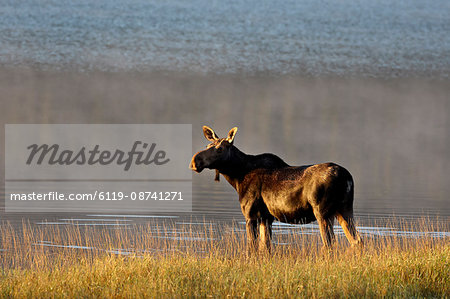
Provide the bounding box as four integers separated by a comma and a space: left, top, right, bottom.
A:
190, 126, 363, 253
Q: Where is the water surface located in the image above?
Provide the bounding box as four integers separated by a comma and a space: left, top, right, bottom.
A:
1, 0, 449, 76
0, 0, 449, 245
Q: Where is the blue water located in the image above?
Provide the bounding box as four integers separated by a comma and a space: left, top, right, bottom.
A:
1, 0, 449, 76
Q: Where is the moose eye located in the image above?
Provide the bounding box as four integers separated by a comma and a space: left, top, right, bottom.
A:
216, 147, 223, 153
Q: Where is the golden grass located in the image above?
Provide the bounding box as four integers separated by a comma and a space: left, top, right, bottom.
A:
0, 218, 448, 298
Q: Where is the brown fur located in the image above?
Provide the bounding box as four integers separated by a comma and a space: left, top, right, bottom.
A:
190, 126, 363, 253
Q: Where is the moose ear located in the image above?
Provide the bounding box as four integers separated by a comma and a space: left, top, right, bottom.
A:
202, 126, 219, 142
226, 127, 238, 144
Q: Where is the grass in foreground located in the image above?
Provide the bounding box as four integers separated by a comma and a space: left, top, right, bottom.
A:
0, 218, 448, 298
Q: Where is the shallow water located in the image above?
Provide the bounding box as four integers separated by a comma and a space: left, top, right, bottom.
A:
8, 213, 448, 257
0, 210, 448, 256
1, 0, 449, 77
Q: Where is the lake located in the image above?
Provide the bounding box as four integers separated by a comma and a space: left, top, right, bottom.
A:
0, 0, 449, 245
0, 71, 449, 238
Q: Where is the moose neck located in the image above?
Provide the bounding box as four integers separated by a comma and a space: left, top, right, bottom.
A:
214, 146, 261, 189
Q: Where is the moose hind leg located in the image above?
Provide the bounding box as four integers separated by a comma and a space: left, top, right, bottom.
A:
259, 220, 272, 254
246, 219, 259, 255
336, 212, 363, 247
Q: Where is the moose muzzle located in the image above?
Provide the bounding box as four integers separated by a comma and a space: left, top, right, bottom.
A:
189, 154, 205, 173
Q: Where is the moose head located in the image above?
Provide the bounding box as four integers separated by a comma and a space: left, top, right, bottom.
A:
189, 126, 238, 178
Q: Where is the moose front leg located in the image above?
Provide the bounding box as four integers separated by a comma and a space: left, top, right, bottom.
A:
246, 219, 259, 256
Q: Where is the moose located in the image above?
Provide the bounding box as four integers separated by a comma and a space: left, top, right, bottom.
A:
190, 126, 363, 253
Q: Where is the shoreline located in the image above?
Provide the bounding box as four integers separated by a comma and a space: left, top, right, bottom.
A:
0, 219, 448, 297
1, 65, 449, 81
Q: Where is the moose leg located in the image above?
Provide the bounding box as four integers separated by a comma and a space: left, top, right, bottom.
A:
315, 214, 335, 250
246, 219, 259, 255
336, 212, 363, 247
259, 220, 272, 254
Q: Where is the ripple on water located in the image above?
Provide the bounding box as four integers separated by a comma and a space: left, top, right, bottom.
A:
0, 0, 448, 77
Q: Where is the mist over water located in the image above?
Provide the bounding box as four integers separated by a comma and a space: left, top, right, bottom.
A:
1, 0, 449, 77
0, 71, 449, 220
